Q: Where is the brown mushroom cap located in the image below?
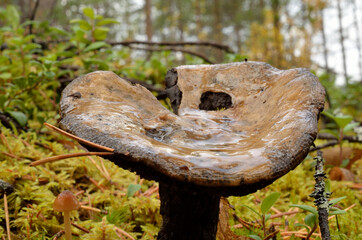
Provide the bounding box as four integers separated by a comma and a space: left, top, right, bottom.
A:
59, 62, 325, 195
54, 190, 79, 212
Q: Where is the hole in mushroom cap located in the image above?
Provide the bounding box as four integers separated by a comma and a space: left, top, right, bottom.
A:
199, 91, 232, 111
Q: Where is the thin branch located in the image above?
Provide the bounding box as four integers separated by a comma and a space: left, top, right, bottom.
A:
264, 230, 279, 240
30, 152, 114, 166
108, 40, 234, 53
28, 0, 40, 35
317, 133, 361, 143
43, 123, 114, 152
114, 226, 136, 240
120, 45, 215, 64
57, 65, 166, 95
269, 210, 299, 219
305, 223, 317, 240
309, 140, 338, 152
71, 222, 90, 233
309, 150, 331, 240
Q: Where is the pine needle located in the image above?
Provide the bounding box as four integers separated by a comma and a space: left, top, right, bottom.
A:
30, 152, 114, 166
4, 193, 11, 240
44, 122, 114, 152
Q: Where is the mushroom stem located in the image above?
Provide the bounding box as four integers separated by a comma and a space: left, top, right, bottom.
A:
63, 211, 72, 240
157, 181, 220, 240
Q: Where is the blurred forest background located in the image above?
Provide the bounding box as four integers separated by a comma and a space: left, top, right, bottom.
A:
0, 0, 361, 239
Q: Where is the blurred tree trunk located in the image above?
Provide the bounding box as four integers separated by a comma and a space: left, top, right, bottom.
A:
46, 0, 58, 24
195, 0, 202, 40
336, 0, 348, 84
145, 0, 152, 41
235, 23, 242, 54
213, 0, 223, 62
176, 0, 184, 41
352, 0, 362, 82
321, 8, 330, 74
19, 0, 27, 23
271, 0, 282, 68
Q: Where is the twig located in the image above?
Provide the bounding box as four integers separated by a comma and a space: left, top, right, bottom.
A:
43, 123, 114, 152
4, 193, 11, 240
28, 0, 40, 35
99, 157, 111, 180
309, 140, 338, 152
264, 230, 279, 240
1, 152, 22, 160
71, 222, 90, 233
309, 150, 331, 240
30, 152, 114, 166
317, 133, 361, 143
269, 210, 299, 219
126, 45, 215, 64
114, 227, 135, 240
80, 205, 107, 214
108, 40, 234, 53
306, 223, 318, 240
142, 185, 159, 197
52, 230, 65, 240
87, 156, 111, 181
85, 175, 107, 192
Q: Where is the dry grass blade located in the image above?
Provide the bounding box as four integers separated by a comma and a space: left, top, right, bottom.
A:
30, 152, 114, 166
3, 193, 11, 240
264, 230, 279, 240
43, 122, 114, 152
270, 210, 299, 219
80, 205, 106, 213
114, 227, 135, 240
0, 132, 13, 154
1, 152, 22, 160
87, 156, 111, 181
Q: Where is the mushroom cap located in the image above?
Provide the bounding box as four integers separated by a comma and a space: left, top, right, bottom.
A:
59, 62, 325, 196
53, 190, 79, 212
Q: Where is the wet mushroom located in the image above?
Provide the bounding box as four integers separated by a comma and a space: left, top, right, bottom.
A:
53, 190, 79, 240
59, 62, 325, 239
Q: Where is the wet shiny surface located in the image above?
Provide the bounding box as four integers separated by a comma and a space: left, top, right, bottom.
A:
60, 62, 325, 187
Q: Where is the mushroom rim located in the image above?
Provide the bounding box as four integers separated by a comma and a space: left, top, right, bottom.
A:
59, 63, 325, 194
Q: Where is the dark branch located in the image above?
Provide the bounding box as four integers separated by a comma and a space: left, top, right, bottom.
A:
317, 133, 361, 143
309, 151, 331, 240
125, 45, 215, 64
108, 40, 234, 53
28, 0, 40, 35
309, 140, 338, 152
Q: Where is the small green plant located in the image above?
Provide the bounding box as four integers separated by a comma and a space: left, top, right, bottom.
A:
321, 111, 359, 165
290, 196, 347, 237
241, 192, 281, 239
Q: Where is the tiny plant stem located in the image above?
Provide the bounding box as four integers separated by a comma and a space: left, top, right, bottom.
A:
20, 46, 25, 76
305, 223, 317, 240
339, 128, 343, 163
262, 214, 266, 238
63, 211, 72, 240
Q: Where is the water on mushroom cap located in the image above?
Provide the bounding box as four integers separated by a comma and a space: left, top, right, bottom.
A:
59, 62, 325, 186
